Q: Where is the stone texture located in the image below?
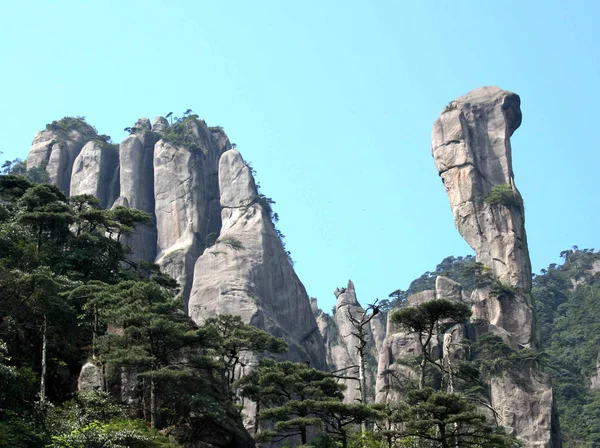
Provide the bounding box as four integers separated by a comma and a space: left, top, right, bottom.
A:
77, 361, 104, 391
327, 281, 381, 402
375, 290, 438, 403
490, 372, 555, 445
26, 122, 97, 195
153, 119, 221, 304
70, 140, 119, 208
152, 116, 169, 134
114, 122, 158, 261
188, 149, 326, 369
432, 87, 558, 447
432, 86, 533, 349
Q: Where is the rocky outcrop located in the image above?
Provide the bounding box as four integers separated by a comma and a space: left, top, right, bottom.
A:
313, 281, 383, 403
432, 86, 533, 348
26, 119, 98, 195
70, 140, 119, 208
25, 116, 326, 373
153, 119, 222, 301
113, 120, 157, 261
375, 289, 448, 403
188, 149, 326, 369
432, 87, 558, 447
77, 361, 104, 391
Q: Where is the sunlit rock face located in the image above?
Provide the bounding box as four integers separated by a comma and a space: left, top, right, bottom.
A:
432, 86, 533, 348
25, 117, 327, 374
431, 87, 559, 447
27, 120, 98, 195
188, 149, 327, 369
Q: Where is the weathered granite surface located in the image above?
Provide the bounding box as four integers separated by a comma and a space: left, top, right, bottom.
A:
432, 87, 558, 447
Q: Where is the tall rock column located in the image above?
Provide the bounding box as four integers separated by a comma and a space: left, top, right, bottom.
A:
431, 87, 559, 447
26, 119, 98, 195
113, 118, 158, 262
153, 118, 222, 304
188, 149, 326, 370
432, 86, 533, 348
70, 140, 119, 208
314, 281, 383, 403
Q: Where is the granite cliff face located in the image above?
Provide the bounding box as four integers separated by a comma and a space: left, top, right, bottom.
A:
188, 148, 326, 368
431, 87, 558, 447
26, 116, 326, 373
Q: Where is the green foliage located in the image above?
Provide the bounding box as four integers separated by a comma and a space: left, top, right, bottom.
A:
471, 333, 548, 378
532, 248, 600, 445
388, 255, 478, 308
485, 184, 523, 209
239, 358, 378, 446
203, 314, 288, 399
0, 176, 258, 445
160, 114, 206, 154
490, 279, 518, 300
217, 235, 245, 251
45, 117, 93, 135
398, 388, 520, 448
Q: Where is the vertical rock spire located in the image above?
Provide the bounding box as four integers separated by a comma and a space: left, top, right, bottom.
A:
432, 87, 559, 447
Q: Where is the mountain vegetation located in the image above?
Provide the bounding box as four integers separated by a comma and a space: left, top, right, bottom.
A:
532, 248, 600, 446
0, 174, 270, 446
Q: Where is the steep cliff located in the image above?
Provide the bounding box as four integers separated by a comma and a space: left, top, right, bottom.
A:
24, 114, 326, 372
431, 87, 558, 447
27, 118, 102, 196
188, 148, 326, 369
374, 277, 464, 404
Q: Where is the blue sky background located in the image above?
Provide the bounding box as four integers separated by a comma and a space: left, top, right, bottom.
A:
1, 1, 598, 313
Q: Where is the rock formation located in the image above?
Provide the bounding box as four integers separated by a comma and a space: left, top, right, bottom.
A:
431, 87, 558, 447
113, 119, 158, 261
70, 140, 119, 208
374, 279, 464, 404
77, 361, 104, 391
312, 281, 384, 403
25, 113, 326, 376
27, 119, 99, 195
152, 120, 222, 302
188, 149, 326, 369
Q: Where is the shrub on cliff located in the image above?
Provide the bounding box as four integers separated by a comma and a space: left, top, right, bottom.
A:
485, 184, 523, 209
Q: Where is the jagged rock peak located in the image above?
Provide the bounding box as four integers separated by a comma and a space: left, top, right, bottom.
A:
187, 146, 326, 369
335, 280, 360, 309
310, 297, 321, 316
152, 116, 169, 134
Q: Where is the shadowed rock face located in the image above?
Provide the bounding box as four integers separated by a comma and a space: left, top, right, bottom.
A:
432, 87, 559, 448
153, 119, 222, 304
70, 140, 119, 208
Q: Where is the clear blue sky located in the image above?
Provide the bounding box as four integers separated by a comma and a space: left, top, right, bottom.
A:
1, 1, 598, 313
